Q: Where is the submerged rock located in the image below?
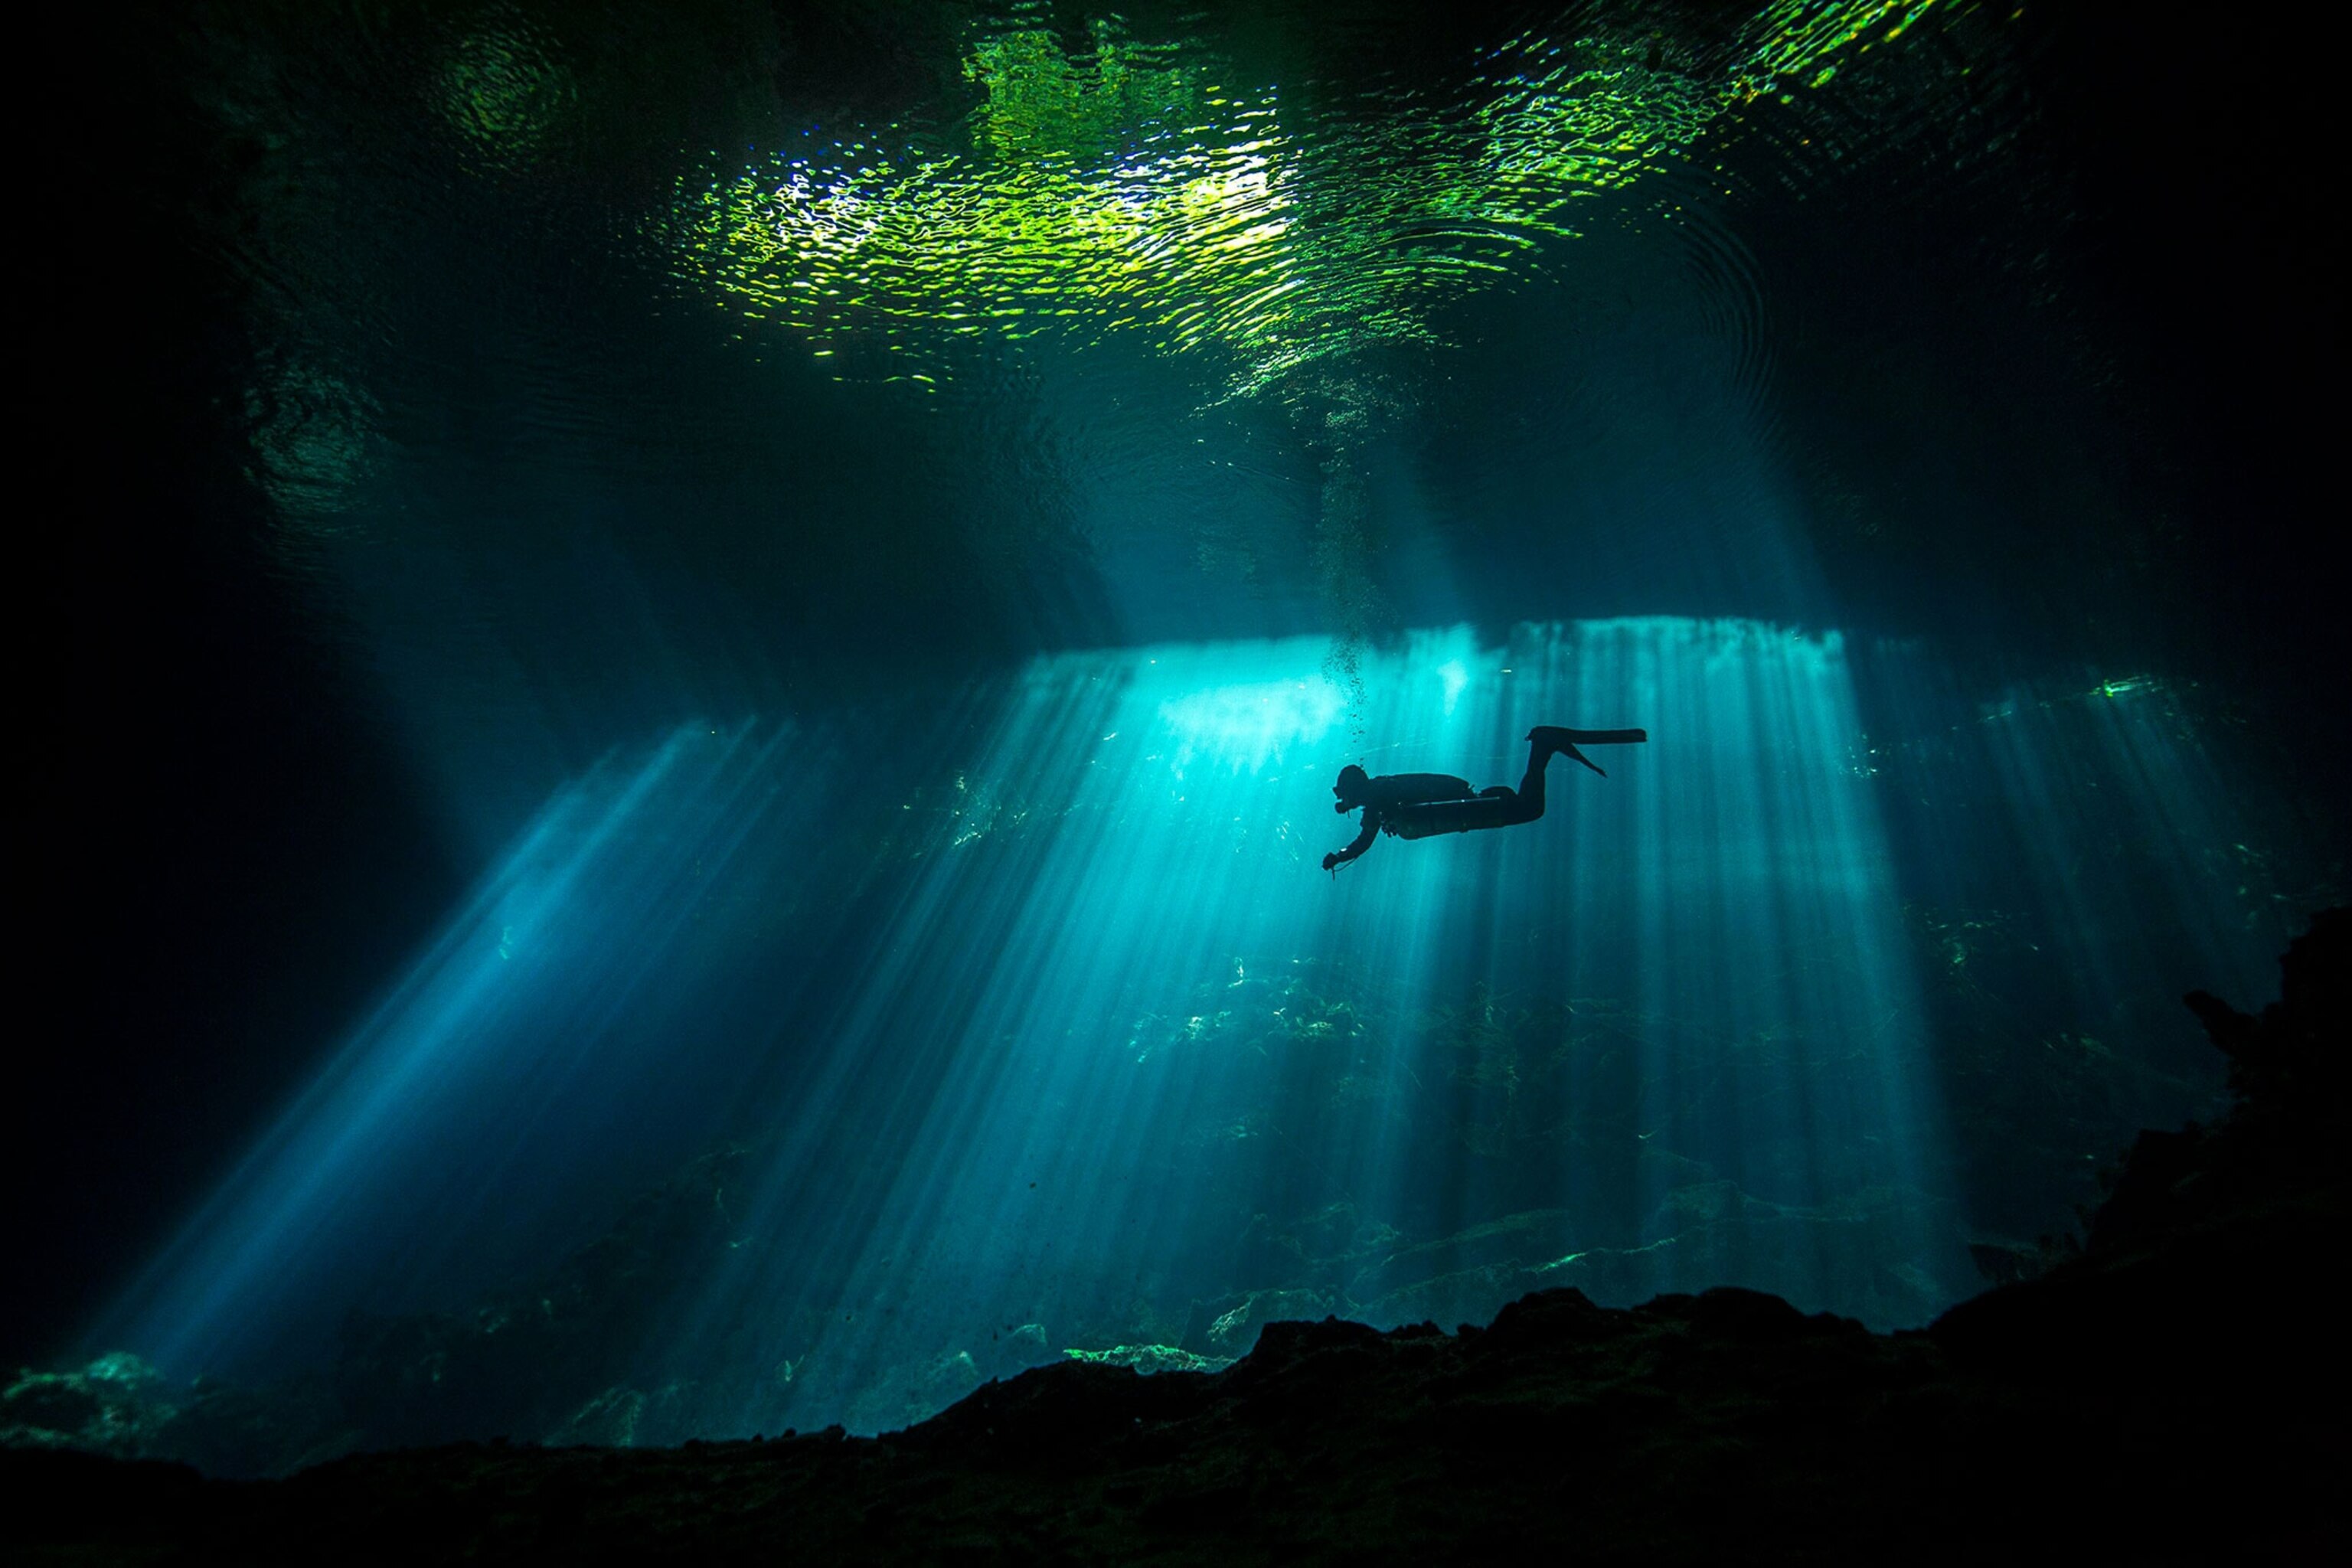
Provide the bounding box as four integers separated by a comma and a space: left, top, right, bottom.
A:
1063, 1344, 1233, 1376
0, 1355, 350, 1478
0, 1353, 172, 1459
547, 1386, 645, 1448
1341, 1180, 1956, 1334
1935, 906, 2351, 1388
1194, 1288, 1338, 1357
5, 1269, 2333, 1561
841, 1348, 986, 1436
970, 1321, 1053, 1383
331, 1144, 753, 1450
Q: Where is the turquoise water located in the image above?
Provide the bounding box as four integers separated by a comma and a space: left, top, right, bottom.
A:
99, 623, 2284, 1440
20, 0, 2336, 1461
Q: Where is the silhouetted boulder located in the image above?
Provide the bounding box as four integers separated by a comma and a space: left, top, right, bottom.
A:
1935, 907, 2350, 1385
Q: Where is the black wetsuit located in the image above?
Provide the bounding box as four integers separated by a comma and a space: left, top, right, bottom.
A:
1325, 727, 1645, 870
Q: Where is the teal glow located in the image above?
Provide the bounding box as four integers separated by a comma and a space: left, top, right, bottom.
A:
102, 720, 845, 1374
103, 619, 1982, 1436
1157, 673, 1345, 775
1876, 665, 2288, 1035
677, 619, 1959, 1439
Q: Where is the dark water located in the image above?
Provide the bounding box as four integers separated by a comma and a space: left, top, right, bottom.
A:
15, 0, 2342, 1462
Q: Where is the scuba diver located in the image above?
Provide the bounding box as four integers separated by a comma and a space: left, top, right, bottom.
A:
1322, 725, 1647, 872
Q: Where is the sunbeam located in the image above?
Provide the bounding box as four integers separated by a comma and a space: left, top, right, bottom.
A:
103, 619, 1992, 1436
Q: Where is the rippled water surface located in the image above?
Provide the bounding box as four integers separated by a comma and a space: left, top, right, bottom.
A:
210, 0, 2082, 703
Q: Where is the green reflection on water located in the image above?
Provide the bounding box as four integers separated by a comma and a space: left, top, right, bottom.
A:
438, 3, 576, 174
664, 0, 1939, 401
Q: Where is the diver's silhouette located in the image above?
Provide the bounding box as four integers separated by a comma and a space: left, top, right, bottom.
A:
1322, 725, 1647, 871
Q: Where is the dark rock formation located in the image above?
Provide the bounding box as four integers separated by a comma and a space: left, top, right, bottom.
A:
330, 1145, 755, 1452
0, 1354, 351, 1481
1933, 907, 2349, 1391
7, 910, 2344, 1560
3, 1276, 2337, 1563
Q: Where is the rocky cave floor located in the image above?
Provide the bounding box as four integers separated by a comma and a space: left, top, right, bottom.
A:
7, 911, 2346, 1563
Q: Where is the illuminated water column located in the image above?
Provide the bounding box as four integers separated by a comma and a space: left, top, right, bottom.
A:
96, 720, 844, 1377
675, 636, 1383, 1433
678, 619, 1958, 1435
1980, 677, 2282, 1011
103, 619, 1968, 1439
1328, 621, 1953, 1316
1855, 651, 2290, 1050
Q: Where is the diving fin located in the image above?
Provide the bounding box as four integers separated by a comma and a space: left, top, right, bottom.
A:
1527, 725, 1646, 776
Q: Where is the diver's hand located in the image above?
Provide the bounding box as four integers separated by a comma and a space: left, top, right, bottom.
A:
1321, 852, 1340, 871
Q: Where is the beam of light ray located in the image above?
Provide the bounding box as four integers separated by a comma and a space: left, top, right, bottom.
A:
107, 619, 2299, 1445
95, 720, 846, 1377
1855, 652, 2295, 1063
667, 620, 1963, 1438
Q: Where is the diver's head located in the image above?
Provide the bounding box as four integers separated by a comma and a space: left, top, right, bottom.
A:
1334, 763, 1370, 811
